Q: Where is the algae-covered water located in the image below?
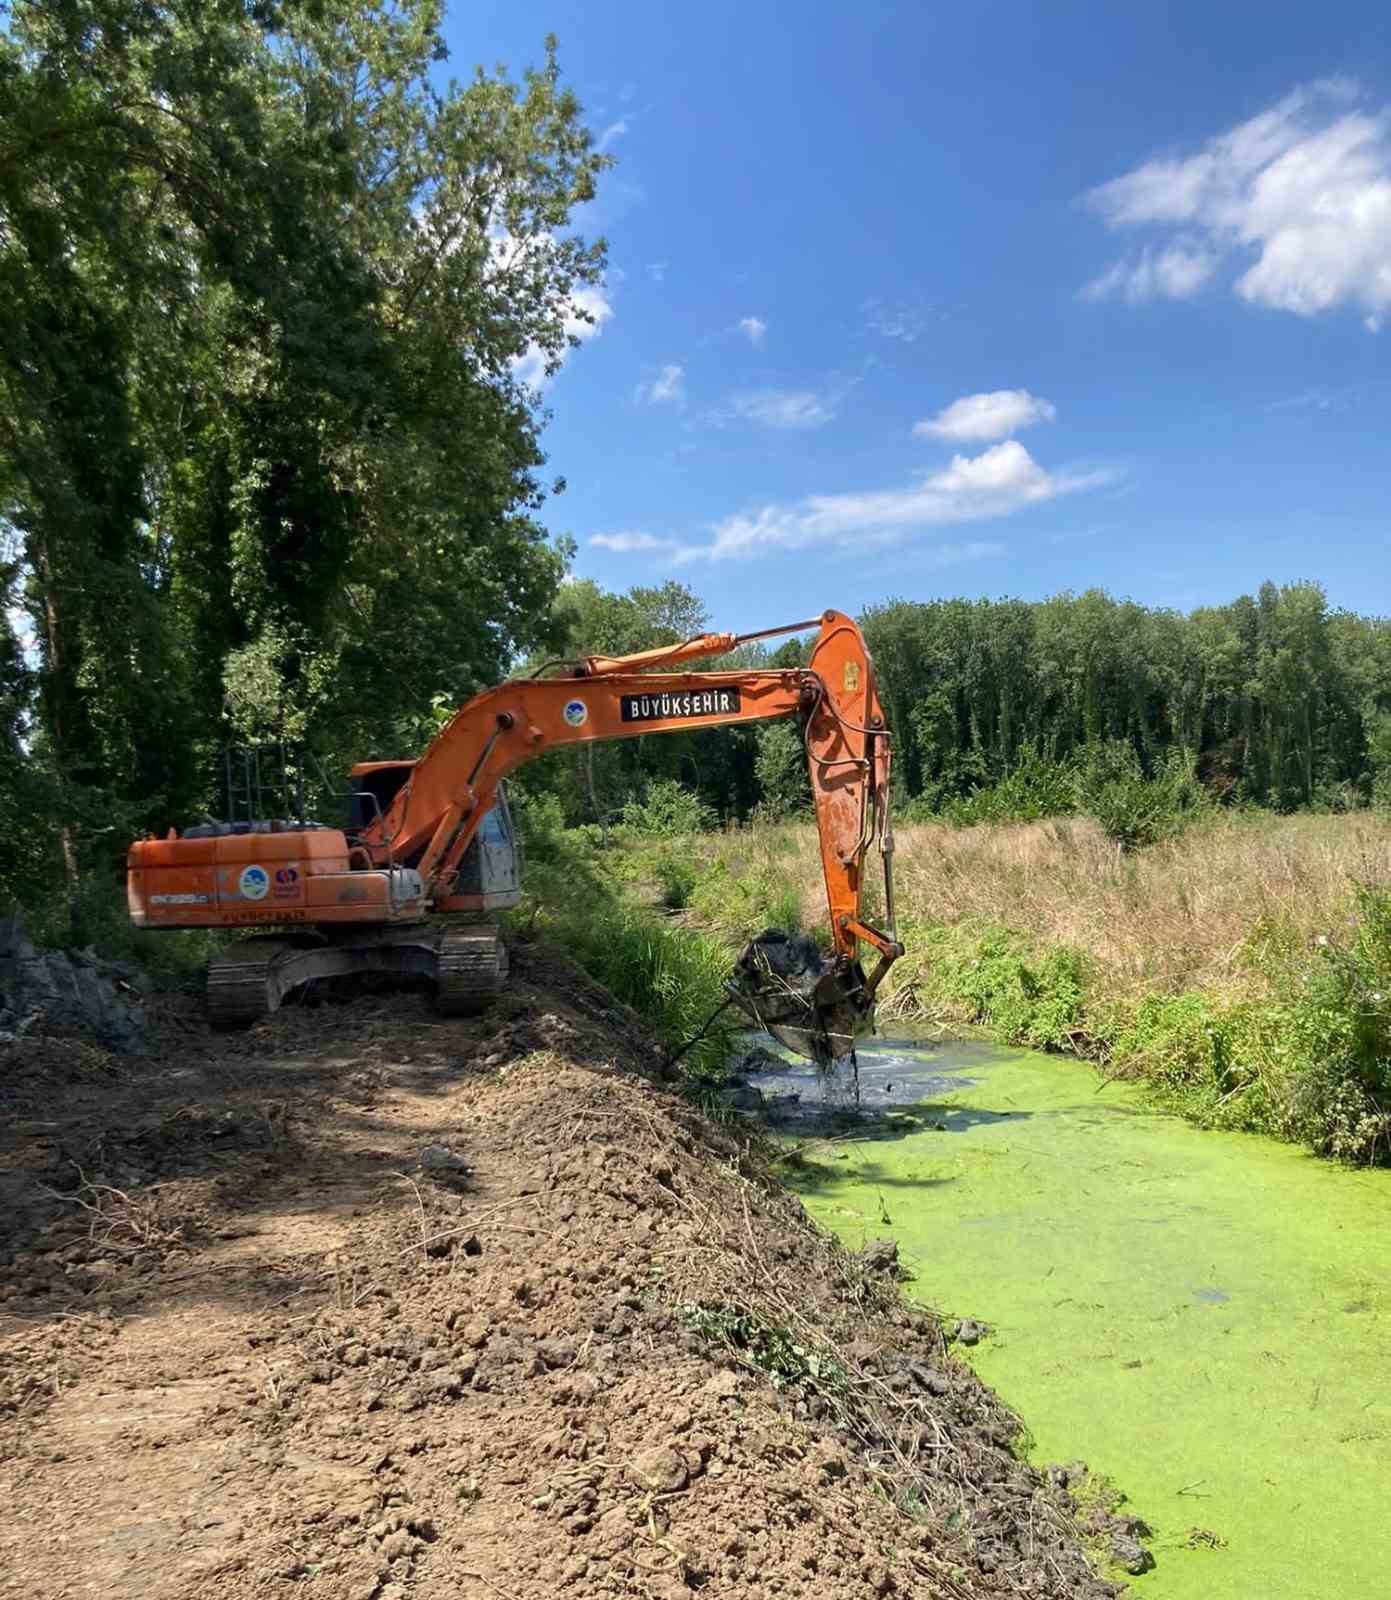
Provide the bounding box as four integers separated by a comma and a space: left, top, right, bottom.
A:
751, 1037, 1391, 1597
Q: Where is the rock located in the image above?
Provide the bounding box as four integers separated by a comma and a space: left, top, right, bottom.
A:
809, 1439, 846, 1479
732, 1046, 784, 1077
0, 912, 146, 1051
538, 1337, 576, 1369
418, 1145, 469, 1173
857, 1238, 908, 1279
627, 1446, 688, 1493
1110, 1533, 1154, 1575
719, 1083, 765, 1113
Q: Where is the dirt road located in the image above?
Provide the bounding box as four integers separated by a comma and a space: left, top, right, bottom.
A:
1, 943, 1122, 1600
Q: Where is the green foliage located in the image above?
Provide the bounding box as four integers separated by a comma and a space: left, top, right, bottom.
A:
2, 0, 606, 908
862, 583, 1391, 817
1075, 742, 1207, 850
619, 779, 715, 838
653, 851, 700, 910
938, 748, 1079, 826
507, 797, 735, 1080
1258, 888, 1391, 1161
543, 905, 736, 1080
688, 854, 805, 941
893, 889, 1391, 1163
752, 720, 811, 820
677, 1303, 846, 1392
917, 923, 1088, 1049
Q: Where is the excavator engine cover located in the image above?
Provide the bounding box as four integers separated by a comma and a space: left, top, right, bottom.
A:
727, 929, 871, 1067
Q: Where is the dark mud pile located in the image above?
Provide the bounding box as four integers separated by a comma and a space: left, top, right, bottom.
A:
1, 943, 1123, 1600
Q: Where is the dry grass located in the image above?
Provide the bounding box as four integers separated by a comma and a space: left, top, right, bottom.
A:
700, 811, 1391, 1003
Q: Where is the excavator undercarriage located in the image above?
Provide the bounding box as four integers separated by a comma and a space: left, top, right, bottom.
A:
203, 922, 509, 1030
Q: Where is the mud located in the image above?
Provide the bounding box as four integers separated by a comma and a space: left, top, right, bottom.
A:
2, 943, 1120, 1600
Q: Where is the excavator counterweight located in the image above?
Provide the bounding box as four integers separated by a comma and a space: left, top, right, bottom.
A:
127, 610, 902, 1062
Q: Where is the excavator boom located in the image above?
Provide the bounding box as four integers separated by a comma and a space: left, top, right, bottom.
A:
360, 610, 898, 968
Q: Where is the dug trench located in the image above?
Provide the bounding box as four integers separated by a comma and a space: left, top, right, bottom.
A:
0, 941, 1142, 1600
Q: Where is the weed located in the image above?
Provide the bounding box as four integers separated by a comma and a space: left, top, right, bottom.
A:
653, 850, 699, 910
677, 1301, 847, 1392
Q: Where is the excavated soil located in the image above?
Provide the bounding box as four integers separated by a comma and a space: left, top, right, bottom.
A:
0, 942, 1124, 1600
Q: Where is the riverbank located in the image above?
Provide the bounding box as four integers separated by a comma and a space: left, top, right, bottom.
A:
590, 810, 1391, 1163
0, 945, 1120, 1600
757, 1032, 1391, 1600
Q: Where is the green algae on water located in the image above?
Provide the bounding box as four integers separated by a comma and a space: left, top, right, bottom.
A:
771, 1040, 1391, 1600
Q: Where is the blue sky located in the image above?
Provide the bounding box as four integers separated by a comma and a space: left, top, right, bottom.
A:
450, 0, 1391, 631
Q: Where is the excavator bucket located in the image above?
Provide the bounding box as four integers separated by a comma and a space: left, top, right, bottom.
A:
726, 930, 872, 1067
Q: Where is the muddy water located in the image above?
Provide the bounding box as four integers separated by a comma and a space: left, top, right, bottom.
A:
748, 1037, 1391, 1598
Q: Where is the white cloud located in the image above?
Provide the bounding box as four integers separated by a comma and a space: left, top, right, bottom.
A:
596, 119, 628, 153
635, 363, 685, 406
738, 315, 767, 344
730, 389, 833, 428
1082, 242, 1218, 303
647, 261, 667, 283
1081, 80, 1391, 322
862, 299, 931, 341
590, 531, 676, 553
677, 441, 1110, 562
913, 389, 1057, 443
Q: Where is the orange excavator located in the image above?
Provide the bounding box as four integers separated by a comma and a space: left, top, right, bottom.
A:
127, 610, 901, 1062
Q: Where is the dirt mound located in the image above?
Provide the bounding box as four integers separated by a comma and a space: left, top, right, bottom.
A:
0, 942, 1125, 1599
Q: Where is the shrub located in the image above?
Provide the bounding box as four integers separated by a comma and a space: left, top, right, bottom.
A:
942, 749, 1079, 827
654, 851, 699, 910
619, 778, 715, 838
1261, 886, 1391, 1161
1076, 742, 1207, 851
921, 922, 1088, 1049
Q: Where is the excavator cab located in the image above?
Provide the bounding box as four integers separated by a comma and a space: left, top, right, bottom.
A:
346, 760, 521, 914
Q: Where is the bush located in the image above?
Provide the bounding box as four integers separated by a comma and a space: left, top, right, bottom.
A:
917, 921, 1088, 1049
941, 749, 1079, 827
689, 854, 806, 940
1076, 742, 1207, 851
619, 778, 715, 838
654, 850, 699, 910
1260, 886, 1391, 1161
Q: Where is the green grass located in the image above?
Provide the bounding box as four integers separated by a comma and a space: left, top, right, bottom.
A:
509, 797, 740, 1081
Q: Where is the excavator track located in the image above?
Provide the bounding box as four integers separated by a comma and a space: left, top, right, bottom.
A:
206, 937, 299, 1030
435, 924, 508, 1016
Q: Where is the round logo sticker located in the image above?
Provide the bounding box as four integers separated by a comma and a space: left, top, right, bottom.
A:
239, 864, 270, 901
563, 698, 588, 728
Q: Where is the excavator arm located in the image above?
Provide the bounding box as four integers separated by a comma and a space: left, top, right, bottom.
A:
356, 610, 902, 1048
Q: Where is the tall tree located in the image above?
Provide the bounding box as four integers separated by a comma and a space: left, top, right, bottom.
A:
1, 1, 608, 892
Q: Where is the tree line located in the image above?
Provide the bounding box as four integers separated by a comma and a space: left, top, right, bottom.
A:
863, 582, 1391, 815
515, 577, 1391, 836
505, 576, 1389, 844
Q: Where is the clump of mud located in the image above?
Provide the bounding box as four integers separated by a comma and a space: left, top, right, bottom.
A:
0, 942, 1129, 1599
